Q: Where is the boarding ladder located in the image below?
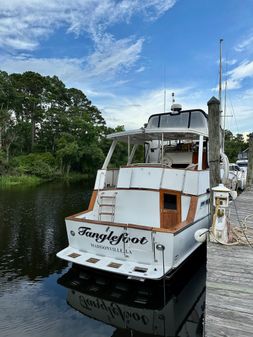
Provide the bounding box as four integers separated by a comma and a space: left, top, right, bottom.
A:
98, 192, 117, 222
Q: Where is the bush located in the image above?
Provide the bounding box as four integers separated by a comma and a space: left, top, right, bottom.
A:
10, 153, 57, 179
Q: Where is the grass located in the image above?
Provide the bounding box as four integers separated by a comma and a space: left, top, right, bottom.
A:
0, 172, 91, 188
0, 175, 43, 187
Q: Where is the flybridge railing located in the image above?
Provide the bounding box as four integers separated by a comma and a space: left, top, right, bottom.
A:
94, 166, 209, 195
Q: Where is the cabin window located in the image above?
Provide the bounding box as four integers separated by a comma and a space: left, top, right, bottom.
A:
160, 113, 188, 128
190, 111, 207, 129
164, 194, 177, 210
147, 115, 159, 128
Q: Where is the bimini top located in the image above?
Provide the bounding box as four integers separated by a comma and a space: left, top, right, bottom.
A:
107, 109, 208, 144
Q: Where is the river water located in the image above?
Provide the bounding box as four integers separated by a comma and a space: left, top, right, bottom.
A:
0, 182, 206, 337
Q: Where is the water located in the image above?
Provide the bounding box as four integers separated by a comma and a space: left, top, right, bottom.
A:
0, 182, 206, 337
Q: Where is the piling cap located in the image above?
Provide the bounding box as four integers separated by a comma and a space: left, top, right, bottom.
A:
207, 96, 220, 106
212, 183, 230, 192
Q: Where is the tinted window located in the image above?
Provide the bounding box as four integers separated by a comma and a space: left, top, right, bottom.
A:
190, 111, 207, 129
164, 194, 177, 210
147, 115, 159, 128
160, 113, 189, 128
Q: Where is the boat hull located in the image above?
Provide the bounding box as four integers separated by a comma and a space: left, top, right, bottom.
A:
57, 215, 210, 280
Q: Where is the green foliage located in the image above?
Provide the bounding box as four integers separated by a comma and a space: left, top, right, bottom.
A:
11, 153, 56, 178
224, 130, 248, 163
0, 70, 110, 182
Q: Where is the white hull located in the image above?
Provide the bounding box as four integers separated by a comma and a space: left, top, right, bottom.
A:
57, 215, 209, 280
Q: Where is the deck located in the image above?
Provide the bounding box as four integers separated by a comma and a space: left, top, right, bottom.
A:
205, 188, 253, 337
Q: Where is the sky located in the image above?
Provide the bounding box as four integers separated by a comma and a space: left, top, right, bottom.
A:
1, 0, 253, 133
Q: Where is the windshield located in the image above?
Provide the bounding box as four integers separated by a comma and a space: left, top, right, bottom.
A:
147, 110, 207, 130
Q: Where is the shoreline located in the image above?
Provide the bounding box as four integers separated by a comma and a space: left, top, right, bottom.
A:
0, 173, 90, 188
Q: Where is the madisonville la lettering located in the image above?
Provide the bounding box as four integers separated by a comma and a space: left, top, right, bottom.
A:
78, 226, 148, 246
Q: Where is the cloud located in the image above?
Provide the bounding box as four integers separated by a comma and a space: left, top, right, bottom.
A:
86, 36, 145, 77
0, 0, 176, 52
212, 59, 253, 91
0, 1, 176, 87
136, 66, 146, 73
99, 86, 202, 129
0, 35, 144, 84
225, 59, 237, 66
234, 34, 253, 52
226, 60, 253, 89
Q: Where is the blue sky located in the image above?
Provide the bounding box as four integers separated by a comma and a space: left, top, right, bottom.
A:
1, 0, 253, 133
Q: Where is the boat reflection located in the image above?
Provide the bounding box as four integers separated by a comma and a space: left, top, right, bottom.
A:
58, 252, 206, 337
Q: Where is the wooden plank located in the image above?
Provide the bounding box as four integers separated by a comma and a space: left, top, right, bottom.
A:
205, 188, 253, 337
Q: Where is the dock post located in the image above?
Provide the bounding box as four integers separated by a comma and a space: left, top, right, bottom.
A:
207, 97, 221, 218
246, 133, 253, 189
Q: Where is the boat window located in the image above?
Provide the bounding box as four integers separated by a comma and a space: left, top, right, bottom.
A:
147, 115, 159, 128
164, 194, 177, 210
160, 113, 189, 128
190, 111, 207, 129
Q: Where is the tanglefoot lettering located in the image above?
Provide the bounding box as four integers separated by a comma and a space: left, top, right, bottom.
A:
78, 227, 148, 245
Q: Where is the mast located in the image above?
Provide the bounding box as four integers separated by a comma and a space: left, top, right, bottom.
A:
163, 66, 167, 113
219, 38, 223, 109
219, 38, 224, 151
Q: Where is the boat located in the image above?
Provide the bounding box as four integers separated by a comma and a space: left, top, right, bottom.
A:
57, 251, 206, 337
229, 163, 246, 190
236, 159, 248, 176
57, 103, 213, 280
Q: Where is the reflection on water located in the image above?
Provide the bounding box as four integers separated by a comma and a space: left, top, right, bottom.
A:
0, 181, 91, 285
0, 182, 206, 337
58, 249, 206, 337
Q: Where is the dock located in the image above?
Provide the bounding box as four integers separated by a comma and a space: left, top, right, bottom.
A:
205, 188, 253, 337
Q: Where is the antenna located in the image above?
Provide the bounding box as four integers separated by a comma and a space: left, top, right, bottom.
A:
219, 38, 223, 111
172, 92, 175, 104
219, 38, 225, 151
163, 66, 167, 113
171, 92, 182, 113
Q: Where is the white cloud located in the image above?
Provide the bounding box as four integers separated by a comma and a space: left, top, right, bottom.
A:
212, 60, 253, 91
0, 34, 144, 84
0, 56, 86, 83
225, 59, 237, 66
86, 36, 144, 77
234, 34, 253, 52
226, 60, 253, 89
0, 0, 176, 87
136, 66, 146, 73
0, 0, 176, 52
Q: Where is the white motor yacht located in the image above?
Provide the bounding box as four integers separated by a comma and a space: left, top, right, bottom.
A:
57, 104, 211, 280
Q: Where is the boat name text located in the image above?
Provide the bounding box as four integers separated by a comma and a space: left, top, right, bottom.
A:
78, 226, 148, 245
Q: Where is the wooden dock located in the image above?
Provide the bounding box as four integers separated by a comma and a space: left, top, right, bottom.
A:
205, 188, 253, 337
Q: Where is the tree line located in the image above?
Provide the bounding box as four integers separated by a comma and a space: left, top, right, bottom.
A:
0, 70, 249, 181
0, 70, 126, 179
